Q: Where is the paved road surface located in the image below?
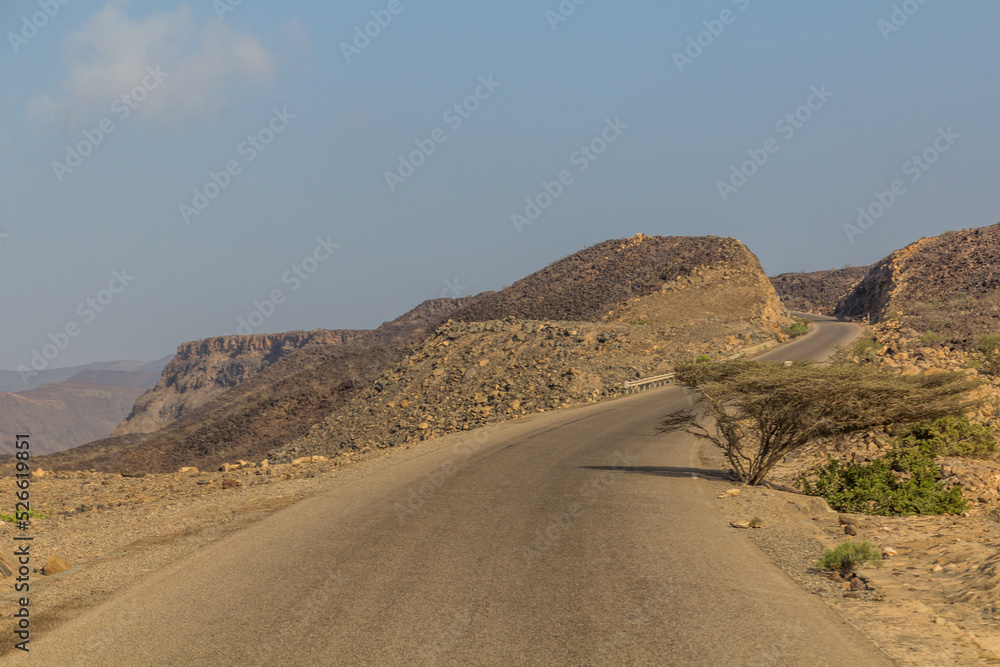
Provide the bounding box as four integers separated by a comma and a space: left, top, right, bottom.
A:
17, 318, 888, 665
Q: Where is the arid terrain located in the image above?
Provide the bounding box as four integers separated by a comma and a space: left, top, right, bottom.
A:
3, 228, 1000, 662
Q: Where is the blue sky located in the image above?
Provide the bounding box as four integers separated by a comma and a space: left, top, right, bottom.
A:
1, 0, 998, 374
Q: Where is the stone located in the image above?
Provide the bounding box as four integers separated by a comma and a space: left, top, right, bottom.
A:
843, 592, 862, 600
839, 514, 861, 526
31, 468, 45, 479
178, 467, 199, 474
291, 457, 311, 466
935, 616, 947, 626
718, 489, 740, 498
730, 520, 751, 529
850, 577, 865, 592
311, 456, 328, 463
844, 524, 857, 536
882, 547, 898, 558
749, 517, 765, 528
932, 564, 944, 573
41, 555, 72, 576
221, 479, 239, 490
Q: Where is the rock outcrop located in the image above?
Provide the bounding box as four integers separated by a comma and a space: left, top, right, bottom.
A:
836, 223, 1000, 346
112, 330, 367, 436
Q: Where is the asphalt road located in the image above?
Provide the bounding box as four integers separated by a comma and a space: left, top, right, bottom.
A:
17, 318, 887, 666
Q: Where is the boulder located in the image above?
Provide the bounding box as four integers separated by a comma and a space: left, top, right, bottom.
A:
41, 554, 72, 576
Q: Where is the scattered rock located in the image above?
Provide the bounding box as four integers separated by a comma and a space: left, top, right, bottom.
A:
882, 547, 897, 558
718, 489, 740, 498
843, 591, 862, 600
844, 524, 857, 536
850, 577, 866, 592
178, 467, 199, 474
749, 517, 765, 528
730, 520, 751, 529
221, 479, 239, 490
935, 616, 947, 626
41, 555, 72, 576
932, 564, 944, 573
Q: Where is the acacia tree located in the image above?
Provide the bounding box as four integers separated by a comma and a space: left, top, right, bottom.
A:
660, 360, 984, 485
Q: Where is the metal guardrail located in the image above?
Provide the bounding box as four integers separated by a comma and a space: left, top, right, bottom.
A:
623, 354, 742, 395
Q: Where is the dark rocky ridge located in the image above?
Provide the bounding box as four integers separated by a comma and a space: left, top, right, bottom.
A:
770, 266, 870, 315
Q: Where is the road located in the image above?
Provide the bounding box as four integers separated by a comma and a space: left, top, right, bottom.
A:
17, 317, 885, 665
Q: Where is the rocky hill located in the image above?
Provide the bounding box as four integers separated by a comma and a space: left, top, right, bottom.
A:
278, 234, 791, 462
770, 266, 870, 315
112, 330, 367, 436
0, 383, 146, 455
836, 223, 1000, 347
40, 234, 790, 473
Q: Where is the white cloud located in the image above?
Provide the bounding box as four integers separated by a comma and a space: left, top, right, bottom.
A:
29, 3, 275, 126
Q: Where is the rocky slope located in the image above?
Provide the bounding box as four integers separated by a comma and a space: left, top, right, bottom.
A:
0, 382, 146, 455
278, 234, 790, 462
770, 266, 870, 315
112, 330, 367, 436
836, 223, 1000, 347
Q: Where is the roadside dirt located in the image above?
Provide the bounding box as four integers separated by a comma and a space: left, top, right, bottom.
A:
699, 443, 1000, 665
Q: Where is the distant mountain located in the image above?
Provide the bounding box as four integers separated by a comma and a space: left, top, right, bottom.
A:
770, 266, 870, 315
0, 382, 146, 455
66, 369, 162, 388
836, 223, 1000, 347
0, 356, 172, 392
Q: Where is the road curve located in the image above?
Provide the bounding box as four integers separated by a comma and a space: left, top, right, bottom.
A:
15, 319, 889, 666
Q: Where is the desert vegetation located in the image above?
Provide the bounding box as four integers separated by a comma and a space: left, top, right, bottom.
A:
660, 360, 984, 485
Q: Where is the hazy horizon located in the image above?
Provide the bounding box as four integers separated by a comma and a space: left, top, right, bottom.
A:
2, 1, 998, 373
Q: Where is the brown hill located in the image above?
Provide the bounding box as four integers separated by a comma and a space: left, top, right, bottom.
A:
0, 383, 146, 455
279, 234, 791, 462
0, 357, 171, 393
38, 298, 473, 473
836, 223, 1000, 347
112, 330, 367, 436
770, 266, 870, 315
452, 233, 764, 322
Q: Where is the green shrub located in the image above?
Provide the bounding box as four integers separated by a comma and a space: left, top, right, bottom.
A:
781, 320, 810, 338
801, 448, 967, 516
816, 540, 883, 575
892, 416, 997, 459
692, 354, 712, 364
0, 509, 45, 522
